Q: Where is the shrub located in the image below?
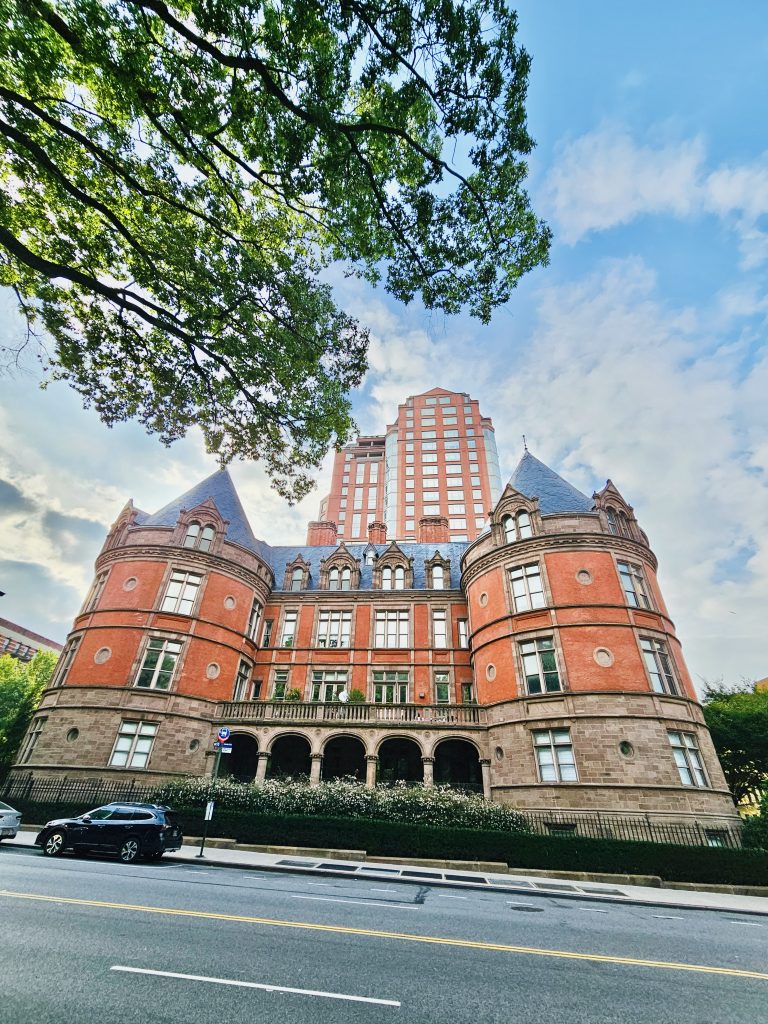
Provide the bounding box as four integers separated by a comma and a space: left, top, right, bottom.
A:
152, 776, 530, 834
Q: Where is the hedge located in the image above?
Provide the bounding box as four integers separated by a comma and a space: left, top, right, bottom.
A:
176, 808, 768, 887
14, 800, 768, 886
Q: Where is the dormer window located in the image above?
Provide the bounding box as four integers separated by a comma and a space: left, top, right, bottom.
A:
432, 565, 444, 590
283, 556, 311, 591
382, 565, 406, 590
606, 508, 619, 535
328, 567, 352, 591
290, 567, 304, 592
503, 511, 533, 543
183, 521, 216, 551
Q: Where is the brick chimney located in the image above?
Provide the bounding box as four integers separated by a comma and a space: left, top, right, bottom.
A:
367, 521, 387, 545
306, 520, 338, 546
418, 516, 450, 543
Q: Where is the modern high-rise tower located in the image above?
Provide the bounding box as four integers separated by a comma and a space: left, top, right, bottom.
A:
310, 387, 502, 544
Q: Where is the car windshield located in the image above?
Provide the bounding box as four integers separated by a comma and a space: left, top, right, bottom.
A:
0, 801, 14, 811
83, 807, 114, 820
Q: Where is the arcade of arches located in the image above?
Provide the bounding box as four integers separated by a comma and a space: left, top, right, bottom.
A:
216, 731, 488, 795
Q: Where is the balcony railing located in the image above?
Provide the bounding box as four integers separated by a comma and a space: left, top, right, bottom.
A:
216, 700, 486, 727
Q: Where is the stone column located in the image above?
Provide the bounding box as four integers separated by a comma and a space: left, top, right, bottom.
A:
480, 758, 492, 801
310, 753, 323, 787
365, 754, 378, 789
422, 756, 435, 787
255, 751, 270, 782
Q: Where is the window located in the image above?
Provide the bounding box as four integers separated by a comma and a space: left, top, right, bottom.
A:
424, 490, 440, 501
233, 659, 252, 701
460, 682, 474, 704
503, 511, 533, 543
161, 570, 203, 615
435, 672, 450, 703
373, 670, 409, 703
445, 429, 459, 437
317, 609, 352, 647
18, 716, 47, 763
424, 504, 441, 515
617, 561, 651, 609
352, 513, 362, 534
135, 637, 183, 690
423, 465, 438, 475
444, 440, 460, 450
443, 417, 457, 426
509, 563, 546, 612
422, 418, 436, 427
447, 490, 464, 501
445, 451, 461, 461
368, 489, 377, 509
431, 565, 444, 589
261, 619, 273, 648
375, 610, 409, 648
354, 488, 363, 509
247, 597, 262, 641
425, 396, 438, 405
370, 462, 379, 482
457, 618, 469, 649
533, 729, 577, 782
422, 442, 437, 451
466, 439, 476, 449
641, 637, 678, 694
281, 610, 298, 647
356, 463, 365, 483
606, 508, 619, 535
668, 731, 708, 787
311, 669, 348, 702
290, 567, 304, 592
83, 571, 108, 613
432, 609, 448, 648
272, 669, 289, 699
422, 453, 438, 463
422, 430, 437, 439
473, 503, 484, 513
519, 637, 561, 693
51, 635, 81, 686
449, 518, 466, 529
109, 720, 158, 768
328, 566, 351, 591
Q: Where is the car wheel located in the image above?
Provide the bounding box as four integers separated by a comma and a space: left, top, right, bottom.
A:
119, 838, 140, 863
43, 830, 67, 857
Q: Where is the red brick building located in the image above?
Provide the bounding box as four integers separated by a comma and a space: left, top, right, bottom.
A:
10, 431, 739, 831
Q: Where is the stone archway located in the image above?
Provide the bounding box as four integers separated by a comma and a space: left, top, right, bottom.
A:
378, 737, 423, 785
433, 738, 482, 793
267, 734, 312, 779
220, 733, 259, 783
322, 736, 366, 782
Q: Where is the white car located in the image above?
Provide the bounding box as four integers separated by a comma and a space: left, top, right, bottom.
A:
0, 801, 22, 840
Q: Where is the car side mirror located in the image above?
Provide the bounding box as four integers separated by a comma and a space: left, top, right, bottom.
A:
81, 815, 91, 822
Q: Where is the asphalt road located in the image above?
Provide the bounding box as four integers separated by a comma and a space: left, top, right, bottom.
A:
1, 844, 767, 1024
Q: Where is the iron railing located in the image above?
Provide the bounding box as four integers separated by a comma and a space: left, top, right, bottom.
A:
1, 775, 741, 848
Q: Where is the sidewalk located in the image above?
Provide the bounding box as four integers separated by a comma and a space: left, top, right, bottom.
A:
6, 827, 768, 917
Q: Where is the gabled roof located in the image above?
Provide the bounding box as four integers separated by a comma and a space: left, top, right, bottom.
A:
140, 469, 269, 556
509, 452, 594, 516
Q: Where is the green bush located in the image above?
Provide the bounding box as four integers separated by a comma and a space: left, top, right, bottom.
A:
174, 808, 768, 886
151, 777, 530, 834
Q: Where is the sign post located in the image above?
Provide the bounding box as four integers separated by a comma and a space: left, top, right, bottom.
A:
197, 728, 231, 858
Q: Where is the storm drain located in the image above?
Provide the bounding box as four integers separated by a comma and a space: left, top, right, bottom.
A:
276, 859, 319, 868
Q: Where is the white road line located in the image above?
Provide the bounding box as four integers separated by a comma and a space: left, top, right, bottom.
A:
370, 888, 398, 893
110, 966, 400, 1007
438, 894, 468, 900
506, 901, 536, 907
306, 882, 335, 887
290, 894, 419, 910
580, 908, 608, 913
653, 915, 685, 921
729, 921, 763, 927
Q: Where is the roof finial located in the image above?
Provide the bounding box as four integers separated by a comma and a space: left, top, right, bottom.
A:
522, 434, 528, 453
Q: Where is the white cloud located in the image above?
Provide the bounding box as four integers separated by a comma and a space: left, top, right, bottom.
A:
483, 257, 768, 687
544, 125, 768, 267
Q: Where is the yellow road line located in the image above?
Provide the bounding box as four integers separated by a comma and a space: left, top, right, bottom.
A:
1, 888, 766, 982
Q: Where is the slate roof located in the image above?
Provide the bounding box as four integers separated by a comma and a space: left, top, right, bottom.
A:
137, 469, 467, 591
509, 452, 595, 516
265, 542, 468, 592
139, 469, 271, 559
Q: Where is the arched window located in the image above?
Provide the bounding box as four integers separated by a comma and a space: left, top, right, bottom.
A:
394, 566, 405, 590
432, 565, 444, 590
183, 522, 201, 548
516, 511, 532, 539
328, 567, 340, 590
291, 567, 304, 592
618, 512, 631, 538
381, 566, 393, 590
199, 525, 216, 552
502, 514, 515, 544
340, 567, 351, 591
606, 508, 619, 535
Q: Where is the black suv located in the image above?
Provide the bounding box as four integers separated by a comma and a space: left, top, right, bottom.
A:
35, 802, 183, 863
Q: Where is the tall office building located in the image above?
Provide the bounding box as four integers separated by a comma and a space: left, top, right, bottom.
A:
310, 387, 502, 544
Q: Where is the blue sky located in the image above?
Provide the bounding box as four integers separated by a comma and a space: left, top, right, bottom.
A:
1, 3, 766, 687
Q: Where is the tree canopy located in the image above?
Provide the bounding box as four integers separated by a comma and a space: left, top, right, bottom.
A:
701, 682, 768, 804
0, 0, 549, 500
0, 650, 57, 776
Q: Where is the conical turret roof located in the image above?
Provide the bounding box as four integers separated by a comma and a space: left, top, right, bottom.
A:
141, 468, 267, 554
509, 452, 594, 515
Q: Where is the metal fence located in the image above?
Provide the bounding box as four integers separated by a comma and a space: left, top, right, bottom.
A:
0, 775, 742, 849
